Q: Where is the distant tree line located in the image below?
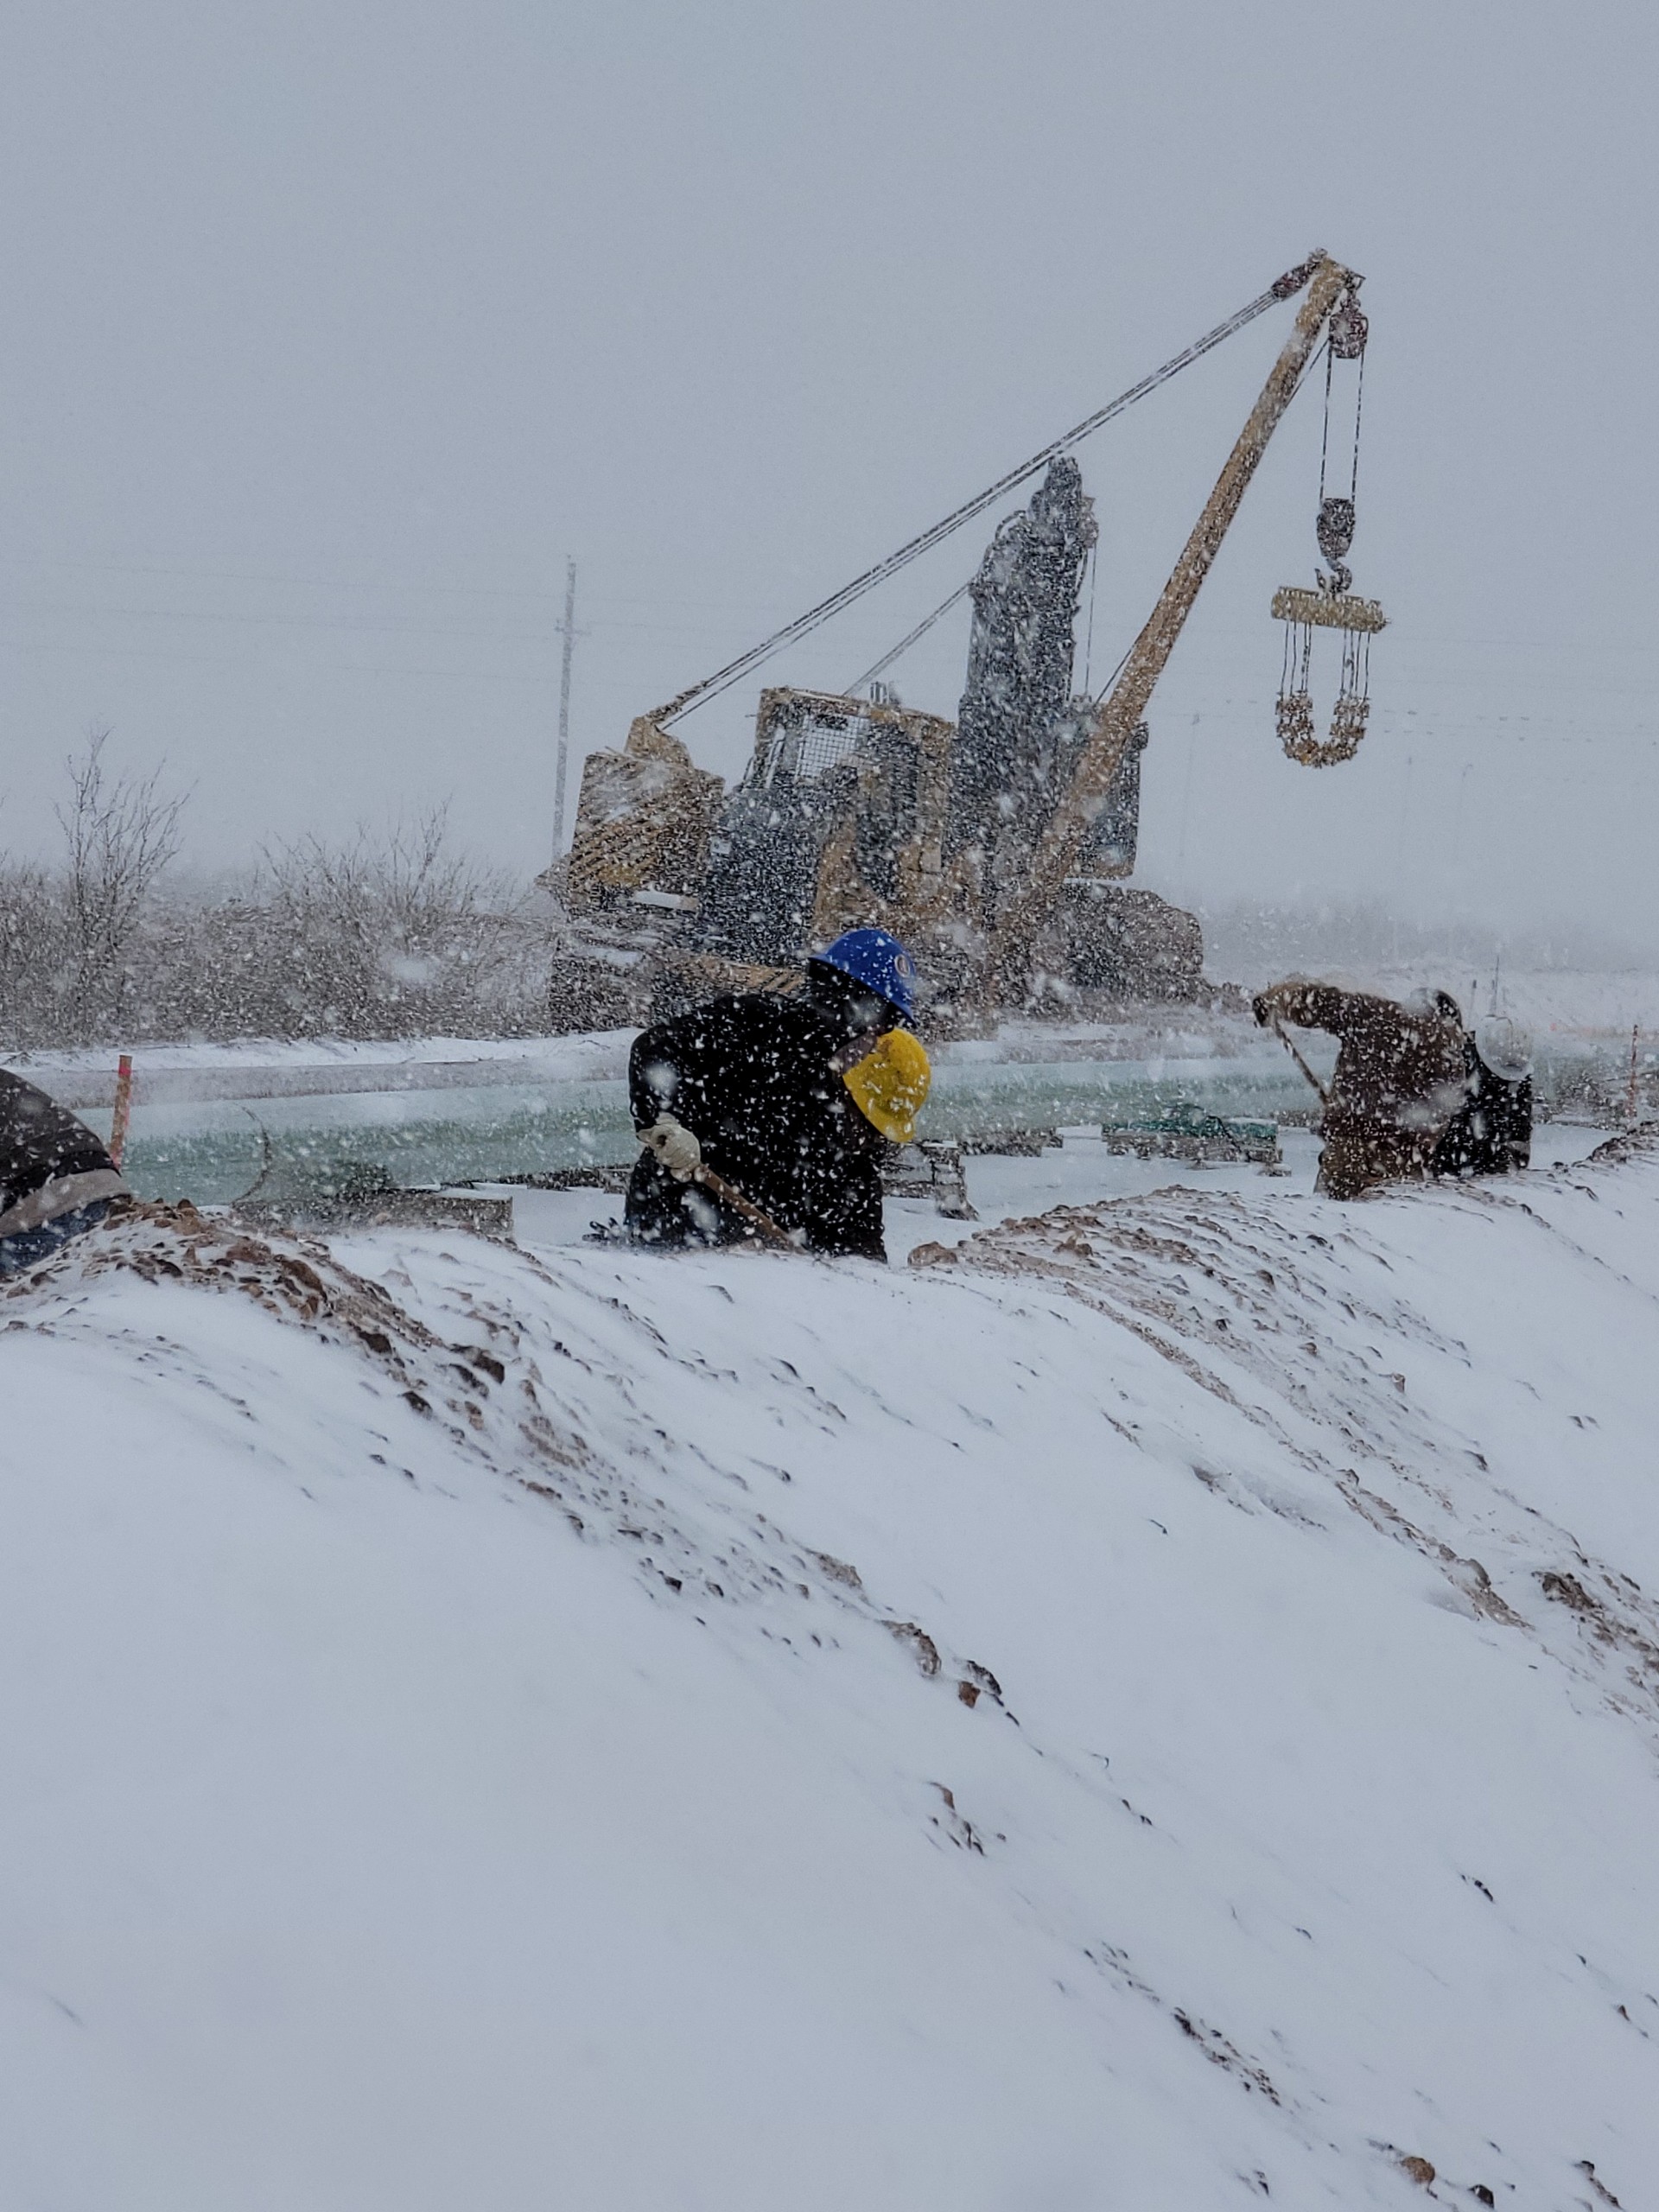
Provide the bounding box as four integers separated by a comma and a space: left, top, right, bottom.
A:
0, 731, 556, 1052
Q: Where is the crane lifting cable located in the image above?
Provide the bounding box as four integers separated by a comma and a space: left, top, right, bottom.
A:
653, 254, 1334, 729
844, 576, 972, 698
1274, 286, 1383, 766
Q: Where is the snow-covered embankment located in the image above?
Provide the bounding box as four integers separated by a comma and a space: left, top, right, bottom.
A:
3, 1140, 1657, 2207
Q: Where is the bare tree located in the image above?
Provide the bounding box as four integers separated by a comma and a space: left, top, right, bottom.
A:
0, 861, 65, 1049
56, 726, 188, 1033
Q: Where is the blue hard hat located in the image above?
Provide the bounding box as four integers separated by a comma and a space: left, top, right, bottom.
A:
814, 929, 918, 1020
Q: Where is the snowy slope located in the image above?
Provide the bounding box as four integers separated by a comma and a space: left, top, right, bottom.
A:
3, 1143, 1658, 2209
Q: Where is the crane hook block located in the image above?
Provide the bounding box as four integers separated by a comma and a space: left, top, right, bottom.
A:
1316, 497, 1356, 569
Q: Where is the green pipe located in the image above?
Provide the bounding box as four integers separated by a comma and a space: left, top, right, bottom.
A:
86, 1056, 1321, 1205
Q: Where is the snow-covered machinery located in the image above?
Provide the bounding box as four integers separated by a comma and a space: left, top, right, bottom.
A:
554, 250, 1379, 1028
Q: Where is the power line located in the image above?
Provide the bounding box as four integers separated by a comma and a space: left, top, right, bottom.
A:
553, 559, 578, 861
18, 599, 553, 645
50, 558, 560, 604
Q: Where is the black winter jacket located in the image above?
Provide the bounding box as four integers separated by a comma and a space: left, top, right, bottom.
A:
0, 1071, 125, 1238
1430, 1045, 1532, 1179
625, 995, 887, 1257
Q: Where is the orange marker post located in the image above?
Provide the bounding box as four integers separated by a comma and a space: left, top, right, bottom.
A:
1630, 1026, 1641, 1128
110, 1052, 134, 1171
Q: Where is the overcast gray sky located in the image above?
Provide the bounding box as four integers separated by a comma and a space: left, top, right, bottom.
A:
3, 0, 1656, 947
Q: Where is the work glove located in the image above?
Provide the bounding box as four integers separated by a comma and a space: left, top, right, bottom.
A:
639, 1113, 702, 1182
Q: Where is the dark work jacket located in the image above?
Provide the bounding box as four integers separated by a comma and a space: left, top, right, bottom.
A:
625, 995, 887, 1258
1254, 982, 1471, 1199
0, 1070, 126, 1238
1431, 1045, 1532, 1179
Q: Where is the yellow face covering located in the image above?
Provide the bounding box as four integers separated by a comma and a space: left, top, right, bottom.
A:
842, 1028, 931, 1144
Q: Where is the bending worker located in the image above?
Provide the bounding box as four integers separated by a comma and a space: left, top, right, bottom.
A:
1253, 978, 1471, 1199
625, 929, 930, 1260
1, 1065, 129, 1278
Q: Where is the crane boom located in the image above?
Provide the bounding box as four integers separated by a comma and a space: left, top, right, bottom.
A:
988, 251, 1360, 1000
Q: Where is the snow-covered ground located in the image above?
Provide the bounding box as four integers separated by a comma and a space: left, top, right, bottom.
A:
507, 1119, 1604, 1260
3, 1130, 1656, 2208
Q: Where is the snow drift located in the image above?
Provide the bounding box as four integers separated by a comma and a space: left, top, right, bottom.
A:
3, 1139, 1657, 2209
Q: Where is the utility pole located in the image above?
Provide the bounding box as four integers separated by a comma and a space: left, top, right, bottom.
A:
552, 557, 577, 861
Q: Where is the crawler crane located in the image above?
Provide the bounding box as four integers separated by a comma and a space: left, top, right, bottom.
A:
556, 250, 1383, 1027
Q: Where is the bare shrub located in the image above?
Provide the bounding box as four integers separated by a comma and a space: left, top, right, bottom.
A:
54, 727, 188, 1037
0, 861, 71, 1046
1, 758, 554, 1050
255, 809, 535, 1038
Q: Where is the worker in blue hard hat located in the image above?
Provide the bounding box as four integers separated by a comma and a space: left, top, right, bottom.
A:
625, 928, 927, 1259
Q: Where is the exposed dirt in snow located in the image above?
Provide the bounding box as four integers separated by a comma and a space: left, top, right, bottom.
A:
27, 1202, 1011, 1712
